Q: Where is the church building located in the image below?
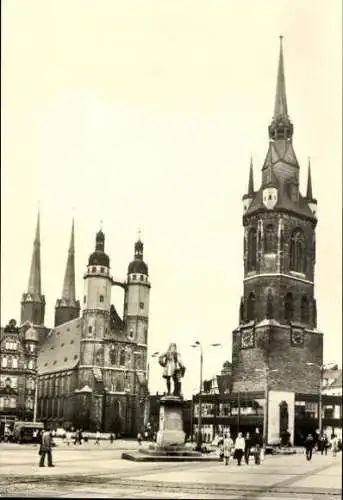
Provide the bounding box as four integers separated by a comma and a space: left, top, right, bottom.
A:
5, 213, 151, 435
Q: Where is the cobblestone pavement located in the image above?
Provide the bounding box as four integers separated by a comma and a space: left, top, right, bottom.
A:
0, 443, 341, 498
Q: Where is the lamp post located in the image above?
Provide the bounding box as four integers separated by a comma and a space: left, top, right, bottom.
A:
306, 362, 324, 435
144, 352, 159, 427
33, 375, 39, 422
255, 367, 279, 448
192, 341, 221, 452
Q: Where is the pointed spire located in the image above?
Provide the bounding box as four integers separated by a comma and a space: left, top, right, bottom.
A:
306, 158, 313, 200
248, 156, 254, 194
269, 37, 293, 141
27, 212, 41, 295
61, 218, 76, 301
274, 36, 288, 118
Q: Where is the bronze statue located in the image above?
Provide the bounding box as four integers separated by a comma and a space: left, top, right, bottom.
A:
158, 343, 186, 397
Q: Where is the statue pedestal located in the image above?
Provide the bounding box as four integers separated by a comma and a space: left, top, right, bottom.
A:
156, 396, 185, 448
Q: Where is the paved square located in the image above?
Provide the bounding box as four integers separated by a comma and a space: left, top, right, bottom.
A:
0, 442, 341, 498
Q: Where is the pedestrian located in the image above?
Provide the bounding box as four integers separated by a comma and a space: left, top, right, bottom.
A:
252, 428, 263, 465
330, 434, 338, 457
79, 429, 83, 445
137, 432, 142, 446
317, 434, 325, 455
304, 433, 314, 461
244, 432, 252, 465
65, 430, 71, 446
324, 434, 329, 455
95, 430, 101, 445
39, 427, 55, 467
223, 433, 234, 466
110, 433, 114, 444
234, 432, 245, 466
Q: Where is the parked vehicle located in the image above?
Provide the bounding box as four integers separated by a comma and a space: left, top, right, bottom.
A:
12, 421, 44, 444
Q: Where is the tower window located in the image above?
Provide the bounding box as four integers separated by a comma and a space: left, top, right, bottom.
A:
88, 326, 92, 334
264, 225, 276, 254
139, 302, 144, 309
1, 357, 7, 368
301, 296, 309, 324
99, 295, 104, 303
92, 266, 96, 273
119, 350, 126, 366
100, 267, 105, 273
290, 230, 305, 273
247, 293, 256, 321
133, 274, 137, 280
140, 275, 144, 281
83, 295, 86, 304
284, 293, 294, 322
247, 229, 257, 271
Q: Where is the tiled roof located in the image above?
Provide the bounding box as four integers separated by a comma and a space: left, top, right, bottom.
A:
37, 317, 82, 375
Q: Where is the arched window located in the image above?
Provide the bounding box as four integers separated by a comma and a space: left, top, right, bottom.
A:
301, 296, 309, 324
248, 229, 257, 271
290, 230, 305, 273
119, 350, 126, 366
264, 225, 276, 253
284, 293, 294, 322
247, 293, 256, 321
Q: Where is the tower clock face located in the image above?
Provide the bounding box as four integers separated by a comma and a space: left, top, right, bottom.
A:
241, 329, 254, 349
291, 328, 304, 346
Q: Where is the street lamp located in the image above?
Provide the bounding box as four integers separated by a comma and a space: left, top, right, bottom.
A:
306, 362, 325, 435
255, 367, 279, 448
144, 351, 159, 427
192, 341, 221, 452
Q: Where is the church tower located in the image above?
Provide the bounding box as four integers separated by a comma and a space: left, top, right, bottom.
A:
54, 218, 80, 326
124, 236, 150, 349
21, 212, 46, 326
79, 228, 112, 387
232, 38, 323, 396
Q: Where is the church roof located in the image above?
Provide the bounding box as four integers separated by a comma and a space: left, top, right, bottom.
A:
37, 317, 81, 375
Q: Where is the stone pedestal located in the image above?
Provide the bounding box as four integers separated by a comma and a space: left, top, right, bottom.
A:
122, 394, 219, 462
156, 396, 185, 448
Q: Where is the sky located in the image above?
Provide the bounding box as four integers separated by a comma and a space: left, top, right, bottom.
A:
1, 0, 342, 398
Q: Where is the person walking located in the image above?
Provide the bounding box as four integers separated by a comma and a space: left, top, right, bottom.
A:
39, 428, 54, 467
234, 432, 245, 466
330, 434, 338, 457
109, 433, 114, 445
252, 428, 263, 465
317, 434, 325, 455
223, 433, 234, 466
244, 432, 252, 465
324, 434, 329, 455
137, 432, 142, 446
304, 433, 314, 461
95, 430, 101, 445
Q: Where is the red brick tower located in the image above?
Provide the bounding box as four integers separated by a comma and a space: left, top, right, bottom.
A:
231, 38, 323, 396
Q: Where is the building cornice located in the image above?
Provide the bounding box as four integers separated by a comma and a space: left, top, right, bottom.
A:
244, 272, 314, 286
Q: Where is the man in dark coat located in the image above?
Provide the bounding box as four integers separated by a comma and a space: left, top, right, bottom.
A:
39, 427, 54, 467
304, 433, 314, 461
244, 432, 253, 465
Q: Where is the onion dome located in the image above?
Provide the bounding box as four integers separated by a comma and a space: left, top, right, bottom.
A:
128, 239, 148, 275
25, 326, 39, 342
88, 230, 110, 267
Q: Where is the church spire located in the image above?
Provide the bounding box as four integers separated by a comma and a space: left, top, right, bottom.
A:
61, 218, 76, 301
27, 211, 41, 295
306, 158, 314, 200
21, 211, 45, 326
273, 36, 288, 119
268, 37, 294, 141
54, 217, 80, 327
248, 156, 254, 194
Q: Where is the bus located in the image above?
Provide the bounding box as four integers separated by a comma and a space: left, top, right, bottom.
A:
12, 421, 44, 444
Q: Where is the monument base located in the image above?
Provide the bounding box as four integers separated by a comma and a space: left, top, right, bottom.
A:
122, 395, 220, 462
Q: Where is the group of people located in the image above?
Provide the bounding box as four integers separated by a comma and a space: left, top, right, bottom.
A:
219, 428, 264, 466
304, 432, 340, 461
